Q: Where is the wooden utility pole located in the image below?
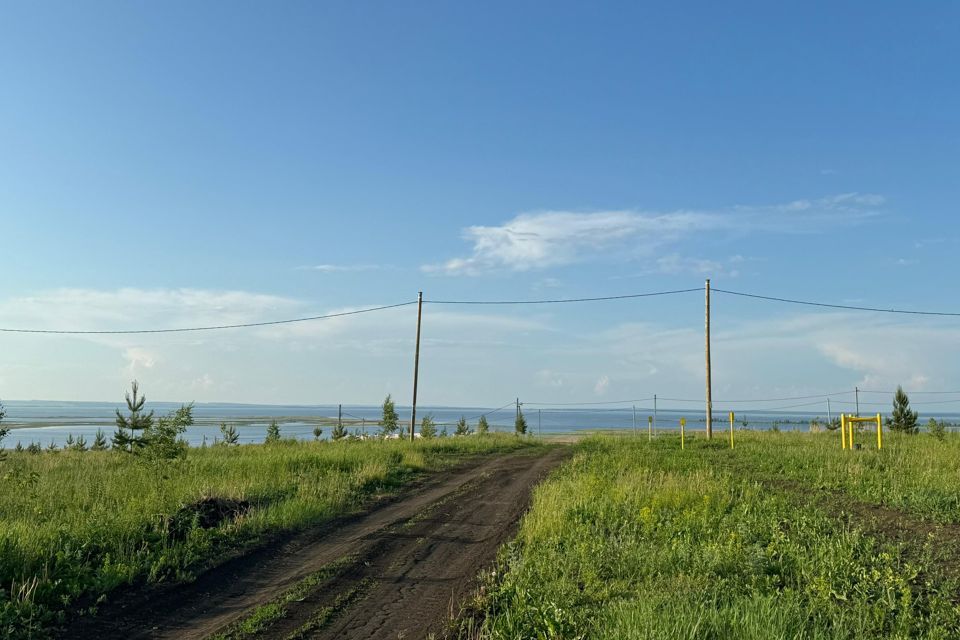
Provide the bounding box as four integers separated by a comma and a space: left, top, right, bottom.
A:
338, 404, 342, 431
705, 279, 713, 439
410, 291, 423, 441
855, 386, 860, 417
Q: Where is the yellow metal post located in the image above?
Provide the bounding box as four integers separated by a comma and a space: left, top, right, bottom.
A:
841, 414, 846, 450
729, 411, 735, 449
848, 415, 855, 449
680, 417, 686, 450
876, 413, 882, 450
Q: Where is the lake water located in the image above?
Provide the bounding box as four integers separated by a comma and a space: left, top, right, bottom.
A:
2, 400, 957, 449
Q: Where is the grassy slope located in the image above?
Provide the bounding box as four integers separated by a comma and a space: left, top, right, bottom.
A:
471, 434, 960, 640
0, 435, 532, 637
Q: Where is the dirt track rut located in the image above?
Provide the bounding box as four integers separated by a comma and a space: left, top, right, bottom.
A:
69, 446, 568, 640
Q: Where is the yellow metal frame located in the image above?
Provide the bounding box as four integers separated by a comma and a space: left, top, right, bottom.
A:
840, 413, 882, 450
680, 417, 686, 450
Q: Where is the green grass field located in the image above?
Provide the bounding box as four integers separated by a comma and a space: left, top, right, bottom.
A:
0, 434, 532, 637
468, 432, 960, 639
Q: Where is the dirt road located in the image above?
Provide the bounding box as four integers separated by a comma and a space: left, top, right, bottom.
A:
68, 446, 568, 640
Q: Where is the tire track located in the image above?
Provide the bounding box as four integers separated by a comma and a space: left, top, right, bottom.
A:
67, 446, 568, 640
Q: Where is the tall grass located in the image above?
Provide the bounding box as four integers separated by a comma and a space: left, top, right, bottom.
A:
472, 435, 960, 639
725, 430, 960, 522
0, 435, 531, 637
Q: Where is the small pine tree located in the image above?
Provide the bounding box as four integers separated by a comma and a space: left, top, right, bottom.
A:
47, 439, 58, 452
220, 422, 240, 445
888, 386, 919, 434
92, 429, 109, 451
826, 417, 840, 431
515, 409, 528, 435
73, 435, 88, 452
112, 381, 154, 453
65, 434, 75, 449
265, 420, 282, 444
331, 419, 348, 441
928, 417, 947, 441
313, 426, 324, 441
455, 416, 471, 436
14, 441, 24, 452
420, 415, 436, 439
0, 402, 7, 464
380, 395, 399, 437
439, 425, 448, 438
27, 442, 41, 454
477, 415, 489, 435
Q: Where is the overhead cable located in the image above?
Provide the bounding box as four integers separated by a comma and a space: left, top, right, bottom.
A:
0, 301, 418, 335
425, 288, 701, 305
713, 288, 960, 317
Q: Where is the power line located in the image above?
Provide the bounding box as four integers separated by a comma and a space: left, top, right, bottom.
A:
524, 397, 654, 406
752, 399, 836, 412
858, 389, 960, 395
465, 401, 517, 422
713, 288, 960, 317
0, 301, 418, 335
714, 391, 854, 403
425, 288, 701, 305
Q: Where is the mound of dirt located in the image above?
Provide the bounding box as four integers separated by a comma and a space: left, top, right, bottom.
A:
165, 497, 251, 541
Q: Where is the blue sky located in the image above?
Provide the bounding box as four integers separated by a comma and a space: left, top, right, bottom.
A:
1, 2, 958, 409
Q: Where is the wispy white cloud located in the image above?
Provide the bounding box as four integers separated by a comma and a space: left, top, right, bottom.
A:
296, 264, 385, 273
423, 193, 884, 275
594, 375, 610, 396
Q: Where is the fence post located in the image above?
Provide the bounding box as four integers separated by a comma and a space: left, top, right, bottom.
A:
841, 414, 846, 450
876, 413, 882, 450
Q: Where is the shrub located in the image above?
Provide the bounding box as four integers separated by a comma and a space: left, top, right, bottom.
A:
477, 415, 490, 435
455, 416, 472, 436
928, 417, 947, 441
380, 395, 399, 436
220, 422, 240, 445
265, 420, 281, 444
331, 419, 348, 441
312, 426, 323, 441
515, 409, 528, 435
141, 405, 192, 461
420, 415, 437, 439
